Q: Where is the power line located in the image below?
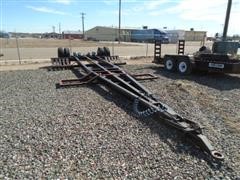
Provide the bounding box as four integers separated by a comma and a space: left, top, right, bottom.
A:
80, 12, 86, 39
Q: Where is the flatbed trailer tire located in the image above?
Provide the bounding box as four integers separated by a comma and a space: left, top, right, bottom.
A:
177, 58, 192, 75
163, 56, 177, 72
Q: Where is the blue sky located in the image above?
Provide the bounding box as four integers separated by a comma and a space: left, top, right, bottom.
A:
1, 0, 240, 36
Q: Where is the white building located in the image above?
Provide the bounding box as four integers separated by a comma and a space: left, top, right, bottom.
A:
167, 30, 207, 43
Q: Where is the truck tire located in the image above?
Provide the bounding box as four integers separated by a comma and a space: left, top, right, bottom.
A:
164, 57, 176, 72
64, 48, 70, 58
58, 47, 64, 58
177, 59, 192, 75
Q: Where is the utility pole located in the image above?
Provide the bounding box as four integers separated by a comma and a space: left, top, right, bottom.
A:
118, 0, 121, 44
222, 0, 232, 41
59, 22, 61, 39
52, 26, 55, 33
80, 12, 86, 39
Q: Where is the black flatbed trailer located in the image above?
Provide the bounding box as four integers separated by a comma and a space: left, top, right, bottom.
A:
153, 40, 240, 75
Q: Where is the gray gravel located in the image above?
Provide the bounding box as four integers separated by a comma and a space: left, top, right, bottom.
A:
0, 64, 240, 179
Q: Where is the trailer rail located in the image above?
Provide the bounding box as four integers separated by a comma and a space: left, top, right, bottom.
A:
47, 48, 224, 161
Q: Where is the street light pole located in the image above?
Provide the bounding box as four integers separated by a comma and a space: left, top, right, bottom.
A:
118, 0, 121, 44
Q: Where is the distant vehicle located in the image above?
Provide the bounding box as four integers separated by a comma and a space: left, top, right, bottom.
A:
131, 29, 169, 43
0, 31, 10, 38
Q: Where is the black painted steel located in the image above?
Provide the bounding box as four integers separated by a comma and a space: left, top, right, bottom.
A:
52, 54, 224, 161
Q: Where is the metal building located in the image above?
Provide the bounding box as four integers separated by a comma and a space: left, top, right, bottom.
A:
85, 26, 131, 41
167, 30, 207, 43
184, 30, 206, 41
62, 31, 83, 39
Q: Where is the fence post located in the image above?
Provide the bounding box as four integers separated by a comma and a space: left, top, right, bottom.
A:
69, 37, 72, 53
15, 36, 21, 64
112, 40, 115, 56
145, 42, 148, 57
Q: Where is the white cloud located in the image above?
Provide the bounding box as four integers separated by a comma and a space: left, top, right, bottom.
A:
103, 0, 137, 6
26, 6, 67, 15
51, 0, 72, 5
145, 0, 171, 10
165, 0, 226, 21
117, 0, 172, 16
163, 0, 240, 34
103, 0, 116, 5
100, 0, 240, 34
229, 11, 240, 35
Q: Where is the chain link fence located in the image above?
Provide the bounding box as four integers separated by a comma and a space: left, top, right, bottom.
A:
0, 33, 211, 65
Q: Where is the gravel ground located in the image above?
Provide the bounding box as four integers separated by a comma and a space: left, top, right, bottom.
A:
0, 64, 239, 179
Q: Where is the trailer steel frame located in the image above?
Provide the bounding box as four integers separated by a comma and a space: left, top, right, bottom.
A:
49, 53, 224, 161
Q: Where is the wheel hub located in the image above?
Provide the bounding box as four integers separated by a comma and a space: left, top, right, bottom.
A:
166, 59, 173, 70
179, 61, 187, 73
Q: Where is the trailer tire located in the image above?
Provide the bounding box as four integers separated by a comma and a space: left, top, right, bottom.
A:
97, 47, 105, 56
58, 47, 64, 58
64, 48, 70, 58
103, 46, 110, 56
177, 59, 192, 75
164, 57, 176, 72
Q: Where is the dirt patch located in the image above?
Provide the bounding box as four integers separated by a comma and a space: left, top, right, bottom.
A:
0, 63, 51, 71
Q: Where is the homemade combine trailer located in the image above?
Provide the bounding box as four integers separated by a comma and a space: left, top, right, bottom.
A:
47, 47, 224, 161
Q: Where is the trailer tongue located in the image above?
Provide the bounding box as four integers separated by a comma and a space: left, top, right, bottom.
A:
48, 49, 224, 161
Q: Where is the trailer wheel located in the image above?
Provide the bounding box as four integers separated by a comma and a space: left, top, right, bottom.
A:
177, 59, 192, 75
103, 47, 110, 56
58, 47, 64, 58
164, 57, 176, 72
64, 48, 70, 58
97, 47, 104, 56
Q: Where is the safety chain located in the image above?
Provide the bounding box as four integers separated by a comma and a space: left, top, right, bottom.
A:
133, 98, 165, 117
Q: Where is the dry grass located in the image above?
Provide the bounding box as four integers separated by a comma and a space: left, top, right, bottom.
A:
222, 116, 240, 134
168, 80, 240, 134
168, 80, 216, 103
0, 38, 135, 48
